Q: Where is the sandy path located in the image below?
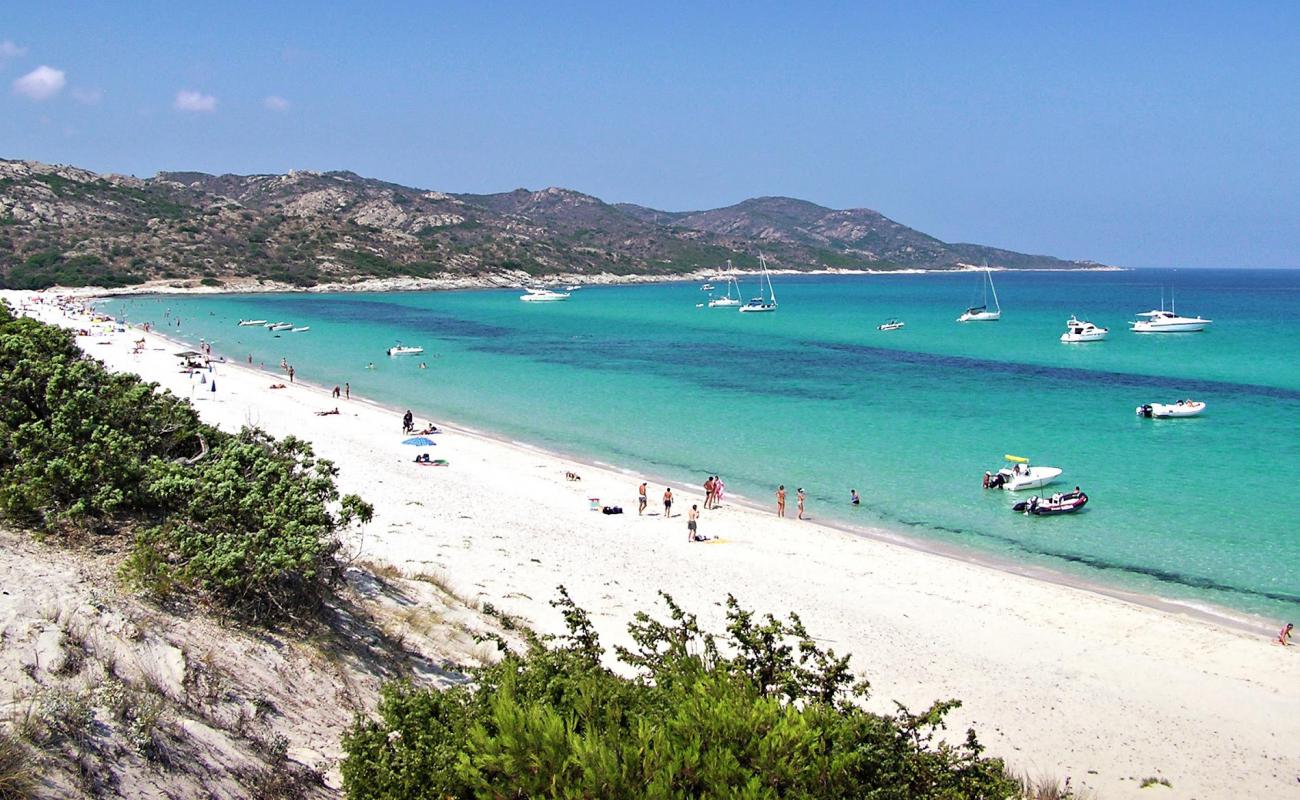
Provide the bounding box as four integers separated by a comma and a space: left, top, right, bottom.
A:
9, 292, 1300, 799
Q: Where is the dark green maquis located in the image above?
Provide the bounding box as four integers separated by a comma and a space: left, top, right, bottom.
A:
0, 302, 373, 623
341, 589, 1016, 800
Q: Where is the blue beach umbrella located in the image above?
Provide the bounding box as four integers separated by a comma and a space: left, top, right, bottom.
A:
402, 437, 437, 446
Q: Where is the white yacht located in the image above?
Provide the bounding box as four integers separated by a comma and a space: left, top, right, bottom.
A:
738, 255, 777, 313
707, 276, 743, 308
387, 345, 424, 356
520, 288, 571, 302
957, 266, 1001, 322
1130, 309, 1211, 333
1060, 317, 1108, 342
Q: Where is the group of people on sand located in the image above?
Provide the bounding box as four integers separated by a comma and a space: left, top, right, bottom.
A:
632, 481, 716, 542
401, 409, 439, 435
774, 485, 807, 520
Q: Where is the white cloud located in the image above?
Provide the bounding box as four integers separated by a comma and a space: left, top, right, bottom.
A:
12, 65, 66, 100
71, 87, 102, 105
262, 94, 289, 111
173, 89, 217, 113
0, 40, 27, 62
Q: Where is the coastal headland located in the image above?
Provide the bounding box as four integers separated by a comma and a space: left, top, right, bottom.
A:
5, 288, 1299, 799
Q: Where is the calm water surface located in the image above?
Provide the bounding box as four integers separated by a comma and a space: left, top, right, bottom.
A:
103, 269, 1300, 622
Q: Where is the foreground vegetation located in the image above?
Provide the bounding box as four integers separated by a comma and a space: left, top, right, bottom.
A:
342, 590, 1021, 799
0, 303, 371, 621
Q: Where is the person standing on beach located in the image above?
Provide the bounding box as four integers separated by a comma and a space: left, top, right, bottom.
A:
703, 476, 715, 509
345, 382, 350, 399
287, 365, 295, 383
663, 488, 673, 519
687, 504, 699, 541
797, 488, 806, 520
332, 385, 341, 398
715, 476, 726, 505
638, 482, 647, 515
776, 485, 786, 517
402, 410, 414, 433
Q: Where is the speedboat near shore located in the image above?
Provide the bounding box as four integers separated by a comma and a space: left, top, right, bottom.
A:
983, 455, 1062, 492
1137, 400, 1205, 418
268, 322, 294, 331
238, 319, 267, 326
877, 319, 905, 331
520, 288, 571, 302
1060, 317, 1108, 342
387, 345, 424, 356
1013, 489, 1089, 516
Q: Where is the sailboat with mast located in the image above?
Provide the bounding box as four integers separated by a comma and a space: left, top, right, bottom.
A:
957, 264, 1001, 322
738, 254, 778, 313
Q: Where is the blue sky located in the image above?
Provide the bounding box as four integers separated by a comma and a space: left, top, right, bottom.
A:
3, 2, 1298, 268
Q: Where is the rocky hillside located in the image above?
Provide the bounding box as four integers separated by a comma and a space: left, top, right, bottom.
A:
0, 158, 1104, 289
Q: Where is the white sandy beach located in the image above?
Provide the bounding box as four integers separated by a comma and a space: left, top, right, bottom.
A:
6, 290, 1299, 799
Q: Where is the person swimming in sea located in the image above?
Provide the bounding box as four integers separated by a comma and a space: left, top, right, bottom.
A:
850, 488, 860, 506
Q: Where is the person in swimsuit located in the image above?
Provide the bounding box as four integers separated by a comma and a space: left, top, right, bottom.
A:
850, 489, 860, 505
776, 485, 786, 517
638, 482, 647, 515
797, 488, 806, 520
1280, 622, 1294, 646
687, 504, 699, 541
663, 488, 673, 519
703, 476, 715, 509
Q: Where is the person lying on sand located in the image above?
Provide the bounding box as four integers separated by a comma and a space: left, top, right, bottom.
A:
414, 453, 432, 463
269, 383, 287, 389
314, 407, 340, 416
416, 424, 439, 434
565, 471, 582, 481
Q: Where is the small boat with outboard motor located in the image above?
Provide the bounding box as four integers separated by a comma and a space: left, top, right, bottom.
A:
268, 322, 294, 331
387, 345, 424, 356
1013, 488, 1089, 515
877, 319, 905, 331
238, 319, 267, 327
983, 454, 1063, 492
1136, 399, 1205, 418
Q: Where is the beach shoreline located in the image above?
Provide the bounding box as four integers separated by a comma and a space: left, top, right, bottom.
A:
21, 263, 1127, 300
6, 289, 1299, 799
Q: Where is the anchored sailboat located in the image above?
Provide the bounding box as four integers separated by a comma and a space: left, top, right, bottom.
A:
957, 265, 1001, 322
738, 255, 777, 313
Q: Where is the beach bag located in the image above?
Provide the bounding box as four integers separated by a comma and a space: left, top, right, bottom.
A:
602, 506, 623, 515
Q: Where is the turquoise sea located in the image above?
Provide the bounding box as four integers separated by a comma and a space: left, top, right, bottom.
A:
103, 269, 1300, 623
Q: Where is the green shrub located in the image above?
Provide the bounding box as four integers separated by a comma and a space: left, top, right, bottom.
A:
341, 590, 1017, 799
0, 304, 372, 622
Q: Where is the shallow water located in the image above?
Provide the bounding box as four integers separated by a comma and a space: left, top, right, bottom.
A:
104, 268, 1300, 622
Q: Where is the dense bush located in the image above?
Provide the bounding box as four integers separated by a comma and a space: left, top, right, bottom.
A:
0, 304, 372, 621
341, 590, 1018, 799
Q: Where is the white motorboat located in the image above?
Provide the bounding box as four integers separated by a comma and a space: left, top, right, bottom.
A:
268, 322, 294, 331
1136, 400, 1206, 418
264, 321, 287, 328
238, 319, 267, 326
290, 326, 310, 333
877, 319, 905, 331
957, 265, 1001, 322
1060, 317, 1108, 342
700, 283, 715, 291
520, 288, 571, 302
1130, 309, 1211, 333
387, 345, 424, 356
983, 455, 1062, 492
738, 255, 777, 313
564, 285, 582, 291
707, 276, 744, 308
